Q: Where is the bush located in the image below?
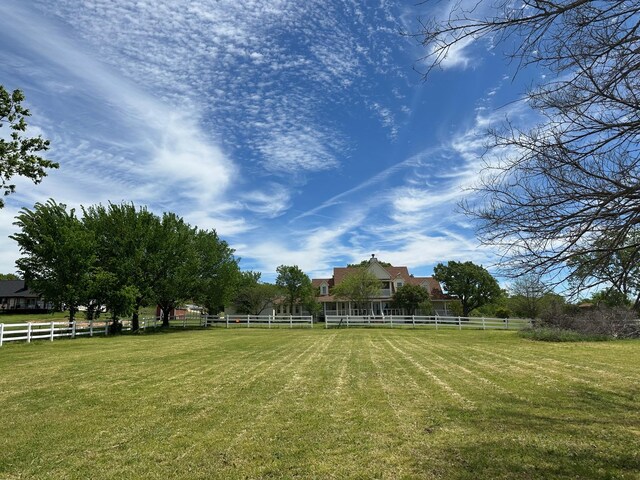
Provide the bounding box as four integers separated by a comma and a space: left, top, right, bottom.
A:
495, 307, 510, 319
519, 327, 610, 342
527, 307, 640, 341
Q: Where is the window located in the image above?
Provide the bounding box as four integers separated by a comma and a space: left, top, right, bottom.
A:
321, 285, 328, 295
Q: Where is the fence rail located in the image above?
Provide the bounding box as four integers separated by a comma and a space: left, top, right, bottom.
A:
0, 314, 314, 346
223, 315, 313, 328
325, 315, 531, 330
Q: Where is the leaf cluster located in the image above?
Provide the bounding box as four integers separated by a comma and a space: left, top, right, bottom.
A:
0, 86, 57, 207
433, 261, 502, 316
11, 200, 239, 326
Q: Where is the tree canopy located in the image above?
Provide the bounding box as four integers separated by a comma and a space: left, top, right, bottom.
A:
275, 265, 316, 314
332, 267, 380, 315
433, 261, 501, 316
391, 284, 430, 316
233, 271, 282, 316
0, 273, 19, 280
0, 86, 57, 207
12, 200, 238, 329
11, 200, 95, 321
418, 1, 640, 290
508, 276, 551, 319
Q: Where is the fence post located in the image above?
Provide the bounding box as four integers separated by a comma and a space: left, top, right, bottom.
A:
72, 320, 76, 338
269, 315, 271, 328
50, 321, 55, 341
435, 316, 438, 331
290, 315, 293, 328
183, 317, 186, 328
27, 322, 32, 343
390, 315, 393, 328
90, 319, 94, 337
506, 317, 510, 330
458, 316, 462, 330
0, 323, 3, 347
412, 315, 415, 328
482, 317, 486, 330
247, 314, 250, 328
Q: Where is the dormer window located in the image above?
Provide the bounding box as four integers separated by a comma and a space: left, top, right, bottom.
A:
321, 285, 328, 295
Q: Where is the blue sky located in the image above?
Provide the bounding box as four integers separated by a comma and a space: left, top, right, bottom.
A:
0, 1, 536, 282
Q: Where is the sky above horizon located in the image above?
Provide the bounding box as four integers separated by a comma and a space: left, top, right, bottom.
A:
0, 1, 537, 283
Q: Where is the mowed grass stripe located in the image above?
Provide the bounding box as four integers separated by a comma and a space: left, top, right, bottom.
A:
1, 329, 638, 479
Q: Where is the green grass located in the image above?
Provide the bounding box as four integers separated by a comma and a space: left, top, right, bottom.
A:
0, 311, 69, 323
1, 329, 638, 479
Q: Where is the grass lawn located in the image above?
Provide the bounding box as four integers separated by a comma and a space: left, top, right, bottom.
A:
0, 311, 69, 323
0, 329, 638, 479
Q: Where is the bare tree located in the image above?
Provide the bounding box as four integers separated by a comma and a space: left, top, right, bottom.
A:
418, 1, 640, 290
508, 275, 551, 319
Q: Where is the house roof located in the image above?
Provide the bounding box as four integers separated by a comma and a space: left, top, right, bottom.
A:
0, 280, 40, 298
312, 258, 454, 301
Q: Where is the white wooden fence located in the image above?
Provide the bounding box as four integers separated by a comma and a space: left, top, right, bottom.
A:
217, 315, 313, 328
325, 315, 531, 330
0, 319, 111, 346
0, 314, 314, 346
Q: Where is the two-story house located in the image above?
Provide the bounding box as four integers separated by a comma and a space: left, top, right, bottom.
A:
312, 255, 455, 318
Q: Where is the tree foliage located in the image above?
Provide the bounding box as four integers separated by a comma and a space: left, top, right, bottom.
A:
508, 276, 551, 319
275, 265, 316, 314
0, 86, 57, 207
332, 267, 380, 315
233, 271, 282, 315
0, 273, 19, 280
12, 200, 238, 330
83, 203, 161, 331
11, 200, 95, 321
568, 230, 640, 310
192, 229, 239, 315
391, 284, 430, 315
433, 261, 501, 316
419, 1, 640, 289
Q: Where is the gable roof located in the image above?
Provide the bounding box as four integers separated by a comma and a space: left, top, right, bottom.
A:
312, 258, 452, 300
0, 280, 40, 298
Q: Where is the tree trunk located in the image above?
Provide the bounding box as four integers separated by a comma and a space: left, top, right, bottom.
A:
162, 305, 171, 327
68, 305, 76, 327
132, 310, 139, 332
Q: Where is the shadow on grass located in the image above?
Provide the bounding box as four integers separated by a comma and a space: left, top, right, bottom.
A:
413, 386, 640, 479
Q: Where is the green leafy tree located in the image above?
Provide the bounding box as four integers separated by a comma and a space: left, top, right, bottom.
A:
392, 284, 430, 315
233, 271, 283, 315
0, 273, 19, 280
588, 289, 631, 309
569, 231, 640, 310
275, 265, 315, 315
83, 202, 162, 331
193, 229, 239, 316
0, 86, 57, 207
154, 213, 199, 326
433, 261, 501, 317
11, 200, 95, 321
332, 267, 380, 315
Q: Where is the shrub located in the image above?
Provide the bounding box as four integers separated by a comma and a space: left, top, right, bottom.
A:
519, 327, 610, 342
528, 306, 640, 341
